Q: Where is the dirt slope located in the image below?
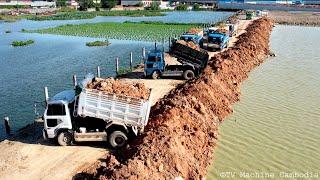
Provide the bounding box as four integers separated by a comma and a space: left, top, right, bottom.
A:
80, 18, 274, 179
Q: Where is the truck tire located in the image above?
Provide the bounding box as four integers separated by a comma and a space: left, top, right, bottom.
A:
151, 71, 160, 79
183, 70, 195, 80
57, 131, 72, 146
108, 131, 128, 148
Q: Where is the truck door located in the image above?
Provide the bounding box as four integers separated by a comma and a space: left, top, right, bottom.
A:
145, 54, 163, 77
44, 103, 72, 138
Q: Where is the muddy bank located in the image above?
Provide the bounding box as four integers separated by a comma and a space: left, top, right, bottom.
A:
269, 11, 320, 26
77, 18, 274, 179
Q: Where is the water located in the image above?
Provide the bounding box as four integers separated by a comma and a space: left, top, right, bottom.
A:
207, 25, 320, 179
0, 11, 233, 140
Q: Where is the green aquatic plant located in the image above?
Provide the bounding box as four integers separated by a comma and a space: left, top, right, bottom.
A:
30, 22, 196, 41
86, 39, 110, 46
11, 40, 34, 47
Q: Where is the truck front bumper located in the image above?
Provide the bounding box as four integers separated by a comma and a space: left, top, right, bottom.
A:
203, 43, 220, 49
43, 128, 56, 139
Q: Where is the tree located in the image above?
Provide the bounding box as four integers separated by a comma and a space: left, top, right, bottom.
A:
101, 0, 117, 9
56, 0, 67, 7
176, 4, 187, 11
78, 0, 95, 10
193, 3, 200, 11
150, 0, 160, 11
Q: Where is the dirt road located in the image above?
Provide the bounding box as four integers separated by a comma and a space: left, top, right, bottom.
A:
0, 18, 254, 180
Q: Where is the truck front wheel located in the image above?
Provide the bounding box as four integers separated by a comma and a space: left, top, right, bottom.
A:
151, 71, 160, 79
57, 131, 72, 146
108, 131, 128, 148
183, 70, 195, 80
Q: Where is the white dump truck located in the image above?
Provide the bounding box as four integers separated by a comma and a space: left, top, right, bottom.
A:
42, 76, 152, 148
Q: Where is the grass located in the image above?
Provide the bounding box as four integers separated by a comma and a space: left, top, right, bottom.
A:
29, 21, 197, 41
11, 40, 34, 47
26, 10, 165, 21
27, 12, 96, 21
86, 39, 110, 46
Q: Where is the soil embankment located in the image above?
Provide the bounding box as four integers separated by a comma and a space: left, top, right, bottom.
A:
78, 18, 274, 179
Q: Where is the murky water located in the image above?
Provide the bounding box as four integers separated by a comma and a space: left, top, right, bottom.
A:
207, 25, 320, 179
0, 11, 232, 139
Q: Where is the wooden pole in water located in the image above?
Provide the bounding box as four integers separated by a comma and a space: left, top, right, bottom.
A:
130, 52, 133, 72
154, 40, 157, 51
72, 74, 77, 88
142, 47, 146, 64
116, 57, 119, 76
3, 116, 10, 135
44, 86, 49, 104
162, 38, 165, 52
96, 66, 101, 78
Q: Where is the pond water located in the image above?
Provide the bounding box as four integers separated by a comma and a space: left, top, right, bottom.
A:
207, 25, 320, 179
0, 11, 233, 140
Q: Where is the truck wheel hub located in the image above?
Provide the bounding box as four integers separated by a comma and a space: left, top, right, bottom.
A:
115, 137, 124, 144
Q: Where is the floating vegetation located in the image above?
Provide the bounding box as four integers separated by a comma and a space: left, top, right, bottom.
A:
86, 39, 110, 47
29, 22, 197, 41
27, 12, 96, 21
11, 40, 34, 47
27, 10, 165, 21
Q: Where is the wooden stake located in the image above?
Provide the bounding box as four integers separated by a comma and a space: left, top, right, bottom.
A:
130, 52, 133, 72
116, 57, 119, 75
96, 66, 101, 78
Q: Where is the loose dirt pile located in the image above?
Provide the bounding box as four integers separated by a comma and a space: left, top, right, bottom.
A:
187, 28, 202, 34
78, 18, 274, 179
86, 78, 150, 100
177, 40, 201, 51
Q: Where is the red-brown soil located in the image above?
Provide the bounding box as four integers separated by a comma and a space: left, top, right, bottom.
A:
77, 17, 274, 179
86, 77, 150, 100
187, 28, 202, 34
177, 40, 201, 51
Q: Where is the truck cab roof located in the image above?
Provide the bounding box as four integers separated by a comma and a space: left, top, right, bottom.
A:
48, 90, 75, 104
148, 49, 163, 57
208, 33, 225, 38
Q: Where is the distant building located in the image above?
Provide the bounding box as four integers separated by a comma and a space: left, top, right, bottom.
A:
218, 0, 293, 4
304, 0, 320, 5
0, 0, 56, 8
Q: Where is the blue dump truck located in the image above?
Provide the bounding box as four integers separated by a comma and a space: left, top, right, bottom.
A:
144, 40, 209, 80
202, 27, 230, 51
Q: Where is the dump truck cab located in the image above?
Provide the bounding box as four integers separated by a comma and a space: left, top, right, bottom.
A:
180, 33, 203, 45
43, 90, 74, 140
202, 28, 230, 51
144, 50, 165, 79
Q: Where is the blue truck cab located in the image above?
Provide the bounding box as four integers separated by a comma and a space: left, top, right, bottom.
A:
144, 50, 165, 79
202, 28, 230, 51
180, 33, 203, 45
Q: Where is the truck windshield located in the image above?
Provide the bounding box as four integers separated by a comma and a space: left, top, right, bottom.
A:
208, 37, 221, 44
47, 104, 66, 116
148, 56, 160, 62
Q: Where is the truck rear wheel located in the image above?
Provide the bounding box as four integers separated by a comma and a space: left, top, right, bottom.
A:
183, 70, 195, 80
108, 131, 128, 148
151, 71, 160, 79
57, 131, 72, 146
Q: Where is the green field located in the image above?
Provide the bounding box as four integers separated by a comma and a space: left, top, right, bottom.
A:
29, 22, 198, 41
27, 10, 165, 21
